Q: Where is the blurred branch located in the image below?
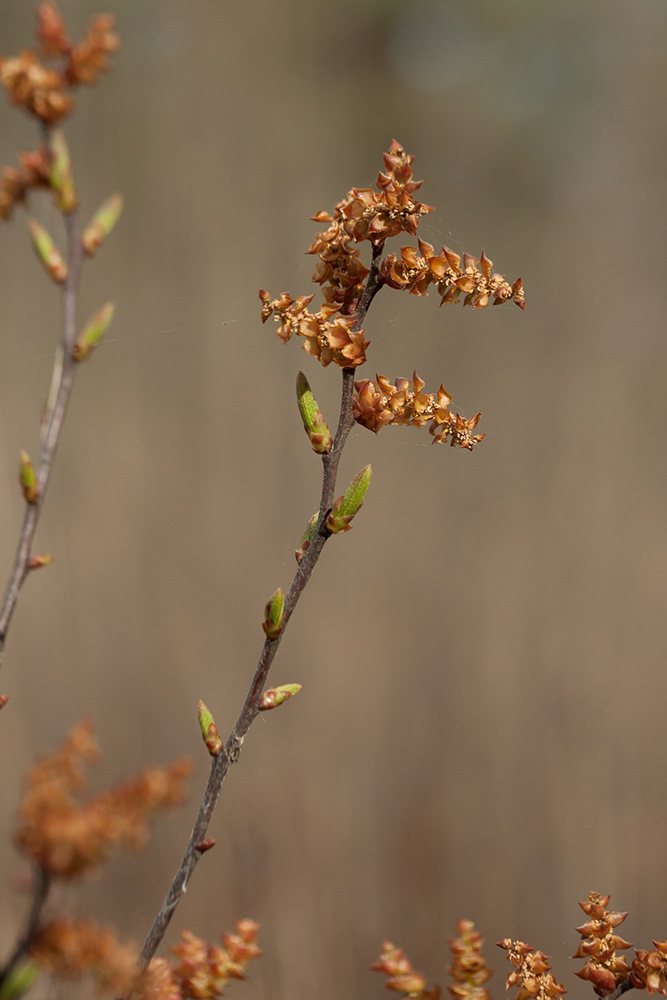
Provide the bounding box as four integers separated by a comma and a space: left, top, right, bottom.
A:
0, 131, 84, 673
136, 243, 384, 970
0, 867, 51, 990
608, 981, 636, 1000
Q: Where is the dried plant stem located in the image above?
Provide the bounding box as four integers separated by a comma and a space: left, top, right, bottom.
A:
0, 867, 51, 989
137, 244, 384, 970
0, 196, 83, 673
608, 981, 636, 1000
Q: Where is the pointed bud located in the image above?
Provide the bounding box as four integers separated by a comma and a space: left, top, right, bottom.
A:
0, 959, 39, 1000
197, 700, 223, 756
82, 193, 123, 255
326, 465, 372, 534
296, 371, 332, 454
259, 683, 302, 711
28, 219, 67, 282
0, 695, 8, 710
295, 512, 319, 564
28, 554, 53, 570
262, 587, 285, 640
19, 451, 39, 504
73, 302, 115, 361
196, 839, 216, 853
49, 130, 77, 212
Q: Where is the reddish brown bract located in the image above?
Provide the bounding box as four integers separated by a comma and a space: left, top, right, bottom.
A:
353, 373, 484, 449
261, 141, 523, 452
260, 290, 370, 368
31, 917, 139, 995
142, 921, 262, 1000
632, 942, 667, 995
498, 939, 567, 1000
448, 920, 493, 1000
574, 892, 633, 997
15, 721, 192, 878
0, 3, 118, 127
372, 941, 440, 1000
382, 241, 525, 310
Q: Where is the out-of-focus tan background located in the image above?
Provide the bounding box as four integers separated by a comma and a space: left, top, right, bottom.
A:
2, 1, 667, 997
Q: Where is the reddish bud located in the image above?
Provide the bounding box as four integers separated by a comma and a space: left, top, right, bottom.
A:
196, 839, 216, 853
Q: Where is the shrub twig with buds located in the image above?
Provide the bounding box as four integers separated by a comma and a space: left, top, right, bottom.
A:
0, 2, 122, 673
137, 137, 524, 968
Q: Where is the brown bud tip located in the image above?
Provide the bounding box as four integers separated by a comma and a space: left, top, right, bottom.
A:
0, 695, 9, 710
196, 838, 216, 853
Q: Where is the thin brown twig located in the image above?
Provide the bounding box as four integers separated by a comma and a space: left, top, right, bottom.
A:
0, 145, 84, 674
0, 867, 51, 989
607, 980, 636, 1000
136, 242, 385, 971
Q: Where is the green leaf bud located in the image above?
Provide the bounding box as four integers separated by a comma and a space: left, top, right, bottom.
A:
82, 193, 123, 256
73, 302, 115, 361
49, 130, 77, 213
28, 219, 67, 283
19, 451, 38, 504
295, 512, 318, 564
326, 465, 372, 534
0, 959, 39, 1000
262, 587, 285, 640
259, 683, 302, 711
296, 371, 331, 454
197, 699, 223, 756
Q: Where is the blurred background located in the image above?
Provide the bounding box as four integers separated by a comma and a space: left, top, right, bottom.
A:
2, 1, 667, 997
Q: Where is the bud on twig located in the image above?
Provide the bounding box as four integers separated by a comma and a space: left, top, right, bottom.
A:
262, 587, 285, 639
28, 555, 53, 570
296, 371, 332, 454
259, 683, 302, 711
82, 193, 123, 255
295, 512, 318, 564
326, 465, 372, 534
196, 839, 216, 854
19, 451, 39, 504
49, 130, 77, 213
73, 302, 115, 361
28, 219, 67, 282
197, 700, 223, 757
0, 959, 39, 1000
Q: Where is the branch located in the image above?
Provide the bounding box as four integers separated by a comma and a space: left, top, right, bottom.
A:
0, 867, 51, 990
0, 147, 84, 673
607, 980, 636, 1000
136, 242, 385, 970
